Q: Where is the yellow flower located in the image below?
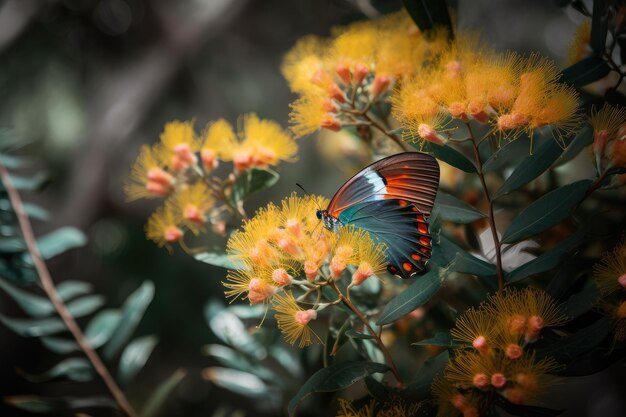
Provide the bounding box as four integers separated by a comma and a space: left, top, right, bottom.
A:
567, 20, 591, 65
530, 84, 581, 145
432, 377, 483, 417
281, 35, 329, 95
329, 20, 377, 72
590, 104, 626, 164
336, 397, 420, 417
227, 204, 283, 268
167, 182, 214, 234
200, 119, 237, 171
450, 307, 498, 355
125, 145, 173, 201
289, 93, 341, 138
503, 353, 561, 405
351, 235, 387, 286
272, 291, 320, 347
594, 240, 626, 296
145, 205, 183, 248
445, 350, 494, 390
159, 120, 199, 173
224, 268, 278, 305
336, 399, 375, 417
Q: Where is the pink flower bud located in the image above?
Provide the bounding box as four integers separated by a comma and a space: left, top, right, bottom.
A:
353, 64, 369, 85
515, 373, 538, 391
491, 372, 507, 389
294, 309, 317, 325
504, 387, 526, 405
446, 60, 462, 78
472, 335, 490, 356
322, 98, 339, 112
286, 218, 302, 238
321, 116, 342, 132
618, 274, 626, 289
330, 256, 347, 279
233, 150, 253, 173
472, 373, 489, 389
278, 237, 303, 258
593, 129, 609, 157
448, 102, 468, 120
304, 260, 319, 281
351, 262, 374, 286
328, 83, 346, 103
201, 149, 218, 172
505, 344, 523, 360
183, 205, 205, 224
506, 314, 527, 336
336, 64, 351, 85
272, 268, 292, 286
370, 75, 391, 96
524, 315, 544, 343
164, 226, 183, 242
417, 123, 447, 145
451, 394, 467, 412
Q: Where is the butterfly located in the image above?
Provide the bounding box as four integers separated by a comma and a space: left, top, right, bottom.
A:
317, 152, 440, 279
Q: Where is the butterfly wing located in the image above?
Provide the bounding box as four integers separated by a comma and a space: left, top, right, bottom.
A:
337, 199, 433, 278
327, 152, 440, 218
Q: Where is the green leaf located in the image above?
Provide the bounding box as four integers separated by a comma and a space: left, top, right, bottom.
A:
18, 358, 93, 383
118, 335, 158, 386
365, 374, 389, 402
506, 228, 586, 283
422, 142, 477, 173
536, 316, 614, 363
288, 362, 389, 417
433, 192, 485, 223
103, 281, 154, 360
377, 268, 442, 325
139, 368, 187, 417
0, 154, 33, 169
402, 350, 448, 400
203, 344, 276, 381
561, 56, 610, 88
23, 203, 50, 221
40, 337, 78, 354
345, 329, 374, 340
564, 279, 599, 318
402, 0, 453, 37
412, 332, 459, 347
495, 136, 564, 198
590, 0, 609, 54
0, 277, 55, 317
85, 309, 123, 349
194, 252, 244, 270
7, 172, 48, 191
204, 367, 271, 398
0, 237, 25, 252
23, 227, 87, 264
4, 396, 115, 413
483, 138, 529, 173
0, 314, 65, 337
56, 280, 92, 301
230, 168, 279, 204
435, 234, 496, 276
556, 125, 593, 166
66, 295, 105, 318
204, 301, 266, 359
501, 180, 592, 244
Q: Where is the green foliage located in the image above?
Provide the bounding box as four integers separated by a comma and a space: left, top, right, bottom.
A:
433, 192, 486, 223
230, 168, 280, 204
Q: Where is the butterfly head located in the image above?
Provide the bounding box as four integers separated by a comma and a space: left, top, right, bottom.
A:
316, 209, 341, 232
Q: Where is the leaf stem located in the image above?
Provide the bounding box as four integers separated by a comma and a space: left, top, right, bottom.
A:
328, 280, 405, 386
465, 123, 505, 292
0, 161, 139, 417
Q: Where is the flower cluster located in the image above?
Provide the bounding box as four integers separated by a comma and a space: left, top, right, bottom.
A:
594, 240, 626, 341
590, 104, 626, 179
282, 10, 448, 138
435, 288, 566, 415
224, 193, 387, 346
393, 41, 581, 148
125, 115, 298, 247
335, 398, 420, 417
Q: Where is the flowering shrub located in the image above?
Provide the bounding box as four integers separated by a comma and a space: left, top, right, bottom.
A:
2, 2, 626, 417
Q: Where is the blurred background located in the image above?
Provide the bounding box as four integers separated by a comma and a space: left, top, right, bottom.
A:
0, 0, 623, 416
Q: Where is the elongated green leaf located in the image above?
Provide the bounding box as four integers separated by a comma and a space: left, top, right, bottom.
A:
402, 350, 449, 400
194, 252, 244, 270
436, 234, 496, 276
66, 295, 105, 318
0, 154, 33, 169
103, 281, 154, 359
139, 368, 187, 417
483, 138, 529, 172
422, 142, 476, 173
365, 374, 389, 402
0, 237, 25, 252
536, 316, 614, 362
23, 203, 50, 221
556, 125, 593, 166
18, 358, 93, 383
23, 227, 87, 264
230, 168, 279, 204
501, 180, 592, 244
204, 367, 270, 398
377, 269, 442, 325
506, 228, 586, 283
0, 314, 65, 337
345, 329, 374, 340
40, 337, 78, 354
495, 136, 564, 198
561, 56, 610, 88
590, 0, 609, 54
412, 332, 460, 347
118, 335, 158, 386
204, 301, 266, 359
288, 362, 389, 417
7, 172, 48, 191
203, 344, 275, 381
433, 192, 485, 223
402, 0, 453, 37
0, 277, 55, 317
564, 279, 599, 318
85, 309, 122, 349
5, 396, 115, 413
56, 281, 92, 301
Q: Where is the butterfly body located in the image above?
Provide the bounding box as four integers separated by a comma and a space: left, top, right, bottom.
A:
318, 152, 440, 279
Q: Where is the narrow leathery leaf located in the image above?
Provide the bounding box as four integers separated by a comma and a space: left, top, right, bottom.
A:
331, 320, 351, 356
204, 367, 270, 398
561, 56, 610, 87
287, 362, 389, 417
194, 252, 245, 270
270, 345, 302, 378
18, 358, 93, 383
536, 316, 614, 362
412, 332, 460, 347
204, 301, 266, 359
0, 314, 66, 337
7, 172, 48, 191
66, 295, 105, 318
23, 227, 87, 264
230, 168, 279, 204
590, 0, 609, 54
436, 234, 496, 276
139, 369, 187, 417
422, 142, 477, 173
56, 281, 92, 301
103, 281, 154, 360
118, 335, 158, 386
494, 396, 563, 417
556, 125, 593, 166
483, 138, 529, 172
402, 350, 449, 400
23, 203, 50, 221
0, 154, 33, 169
4, 396, 115, 413
402, 0, 453, 37
203, 344, 275, 380
40, 337, 79, 354
501, 180, 592, 244
345, 329, 374, 340
495, 136, 564, 198
507, 228, 586, 283
362, 338, 385, 367
433, 192, 485, 223
377, 268, 442, 325
84, 309, 122, 349
365, 375, 388, 402
0, 277, 55, 317
0, 237, 26, 252
228, 304, 265, 319
564, 279, 599, 318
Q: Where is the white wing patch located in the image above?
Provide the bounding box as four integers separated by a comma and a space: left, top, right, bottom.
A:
364, 171, 387, 200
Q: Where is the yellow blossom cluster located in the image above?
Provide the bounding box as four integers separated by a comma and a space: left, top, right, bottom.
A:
393, 42, 581, 147
590, 104, 626, 176
282, 10, 448, 138
435, 288, 566, 413
224, 193, 387, 346
594, 240, 626, 341
125, 116, 298, 247
335, 398, 420, 417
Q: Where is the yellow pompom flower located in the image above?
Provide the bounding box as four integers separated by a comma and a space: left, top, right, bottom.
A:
450, 307, 497, 356
336, 397, 420, 417
432, 376, 483, 417
281, 35, 330, 95
272, 291, 320, 347
567, 20, 592, 65
351, 235, 387, 286
125, 145, 173, 201
289, 93, 341, 139
167, 182, 214, 234
200, 119, 237, 172
227, 204, 283, 268
590, 104, 626, 166
329, 20, 377, 72
444, 350, 495, 390
503, 354, 561, 405
159, 120, 199, 173
145, 205, 184, 247
224, 268, 278, 305
594, 240, 626, 295
530, 84, 581, 145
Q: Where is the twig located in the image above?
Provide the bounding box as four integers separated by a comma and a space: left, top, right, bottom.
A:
0, 161, 139, 417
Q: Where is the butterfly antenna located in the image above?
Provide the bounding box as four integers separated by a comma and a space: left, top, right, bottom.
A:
296, 183, 309, 195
